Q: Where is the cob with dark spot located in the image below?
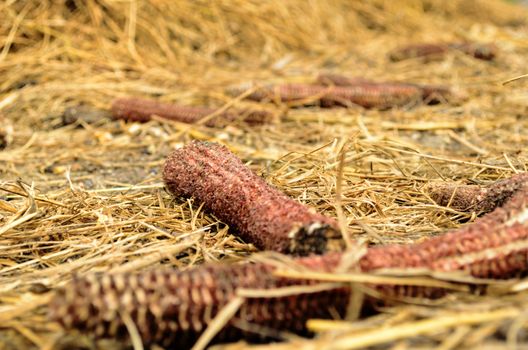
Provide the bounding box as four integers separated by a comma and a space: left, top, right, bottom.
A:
451, 42, 497, 60
389, 42, 497, 62
239, 83, 423, 109
162, 140, 344, 256
111, 97, 273, 127
49, 173, 528, 347
316, 73, 465, 105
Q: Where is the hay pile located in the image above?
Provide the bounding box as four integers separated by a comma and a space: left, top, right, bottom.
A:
1, 0, 528, 349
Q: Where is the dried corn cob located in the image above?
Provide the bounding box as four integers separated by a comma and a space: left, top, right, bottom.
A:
162, 141, 343, 255
50, 173, 528, 347
240, 83, 423, 109
389, 43, 449, 61
389, 42, 497, 61
427, 174, 528, 213
49, 255, 349, 348
316, 73, 464, 105
111, 97, 273, 127
364, 173, 528, 273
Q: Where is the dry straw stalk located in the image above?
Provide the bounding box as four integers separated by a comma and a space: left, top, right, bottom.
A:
2, 0, 528, 349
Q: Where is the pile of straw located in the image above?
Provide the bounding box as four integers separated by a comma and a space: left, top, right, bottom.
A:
1, 0, 528, 348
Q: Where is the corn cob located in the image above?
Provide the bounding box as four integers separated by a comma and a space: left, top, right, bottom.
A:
316, 73, 463, 105
240, 83, 423, 109
427, 174, 528, 213
49, 255, 349, 348
162, 141, 343, 255
389, 42, 497, 62
111, 97, 273, 127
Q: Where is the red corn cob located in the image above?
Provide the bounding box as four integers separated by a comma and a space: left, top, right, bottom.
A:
240, 83, 423, 109
49, 173, 528, 347
427, 174, 528, 213
364, 191, 528, 273
316, 73, 464, 105
111, 97, 273, 127
389, 42, 497, 61
162, 141, 343, 255
389, 43, 449, 61
49, 254, 350, 348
